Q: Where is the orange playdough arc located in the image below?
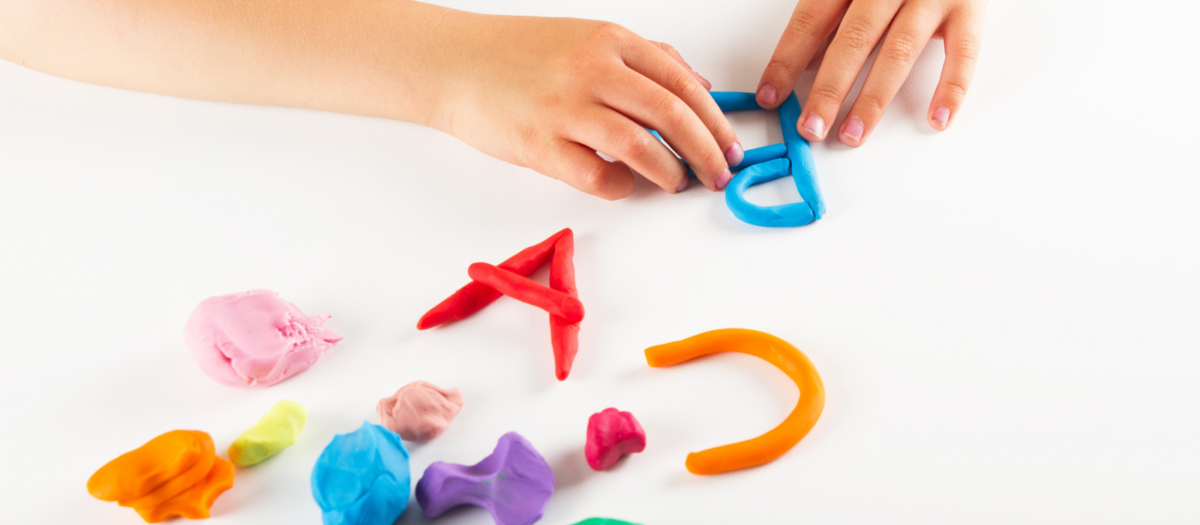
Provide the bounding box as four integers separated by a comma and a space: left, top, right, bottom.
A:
644, 328, 825, 475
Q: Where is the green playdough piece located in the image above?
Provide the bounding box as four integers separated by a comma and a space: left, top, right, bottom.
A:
572, 519, 641, 525
228, 400, 307, 466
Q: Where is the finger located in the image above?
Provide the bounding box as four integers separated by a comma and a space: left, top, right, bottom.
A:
799, 0, 902, 142
621, 38, 740, 187
532, 139, 636, 200
649, 40, 711, 91
602, 70, 733, 191
838, 5, 940, 146
565, 107, 690, 194
928, 4, 985, 130
756, 0, 849, 109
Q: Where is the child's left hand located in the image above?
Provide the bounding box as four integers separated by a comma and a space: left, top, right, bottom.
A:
755, 0, 987, 146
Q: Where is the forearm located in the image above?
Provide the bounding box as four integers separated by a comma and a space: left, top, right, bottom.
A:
0, 0, 464, 126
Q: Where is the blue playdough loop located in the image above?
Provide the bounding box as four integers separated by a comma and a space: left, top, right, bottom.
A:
664, 91, 825, 228
725, 158, 816, 227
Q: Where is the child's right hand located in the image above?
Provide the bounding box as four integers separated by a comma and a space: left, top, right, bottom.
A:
425, 12, 743, 200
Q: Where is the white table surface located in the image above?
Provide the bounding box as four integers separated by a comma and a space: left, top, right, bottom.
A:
3, 0, 1199, 523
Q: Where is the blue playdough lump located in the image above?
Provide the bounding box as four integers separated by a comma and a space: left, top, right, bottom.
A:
311, 421, 411, 525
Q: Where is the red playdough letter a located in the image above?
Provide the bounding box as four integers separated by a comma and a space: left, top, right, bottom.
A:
416, 229, 583, 380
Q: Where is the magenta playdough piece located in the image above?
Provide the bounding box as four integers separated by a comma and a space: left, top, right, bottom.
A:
183, 290, 342, 387
376, 381, 464, 442
585, 408, 646, 471
415, 432, 554, 525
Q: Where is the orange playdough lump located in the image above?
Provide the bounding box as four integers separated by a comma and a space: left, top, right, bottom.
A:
87, 430, 235, 523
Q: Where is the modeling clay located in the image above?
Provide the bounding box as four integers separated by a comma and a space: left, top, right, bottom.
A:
585, 408, 646, 471
778, 92, 825, 219
467, 262, 585, 323
184, 289, 342, 387
87, 430, 235, 523
571, 520, 642, 525
228, 400, 307, 467
311, 422, 410, 525
644, 329, 825, 475
418, 229, 569, 330
376, 381, 464, 442
415, 432, 555, 525
726, 158, 817, 227
418, 229, 583, 380
674, 91, 824, 227
548, 229, 581, 380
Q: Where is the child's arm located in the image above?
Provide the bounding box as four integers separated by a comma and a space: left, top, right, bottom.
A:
0, 0, 741, 199
753, 0, 986, 147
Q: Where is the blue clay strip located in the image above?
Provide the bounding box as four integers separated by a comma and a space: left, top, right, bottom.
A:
710, 91, 762, 112
648, 91, 825, 227
685, 143, 788, 178
725, 157, 816, 227
777, 93, 825, 220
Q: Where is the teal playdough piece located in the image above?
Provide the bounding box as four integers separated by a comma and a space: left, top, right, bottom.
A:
311, 422, 410, 525
726, 158, 816, 227
571, 520, 642, 525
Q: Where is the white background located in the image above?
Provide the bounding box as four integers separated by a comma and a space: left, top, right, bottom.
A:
3, 0, 1199, 523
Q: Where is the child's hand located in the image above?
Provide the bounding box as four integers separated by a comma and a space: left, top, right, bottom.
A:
429, 14, 741, 199
755, 0, 986, 146
0, 1, 742, 199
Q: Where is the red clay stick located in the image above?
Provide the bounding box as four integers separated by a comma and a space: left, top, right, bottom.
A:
549, 231, 580, 380
467, 263, 585, 323
417, 229, 569, 330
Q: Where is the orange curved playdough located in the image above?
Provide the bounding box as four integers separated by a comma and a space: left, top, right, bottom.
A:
644, 328, 825, 475
87, 430, 235, 523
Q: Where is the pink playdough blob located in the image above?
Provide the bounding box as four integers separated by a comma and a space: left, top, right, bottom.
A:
377, 381, 464, 442
585, 408, 646, 471
184, 290, 341, 387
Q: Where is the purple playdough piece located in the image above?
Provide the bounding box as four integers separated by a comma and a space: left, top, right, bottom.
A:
415, 432, 555, 525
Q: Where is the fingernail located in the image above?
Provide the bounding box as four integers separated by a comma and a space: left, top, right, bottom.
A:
715, 168, 732, 191
692, 70, 710, 86
724, 141, 744, 166
757, 85, 778, 107
841, 117, 864, 142
801, 114, 825, 138
675, 178, 689, 193
933, 106, 951, 126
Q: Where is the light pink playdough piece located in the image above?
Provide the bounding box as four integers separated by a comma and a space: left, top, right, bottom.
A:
376, 381, 464, 442
183, 290, 341, 387
585, 408, 646, 471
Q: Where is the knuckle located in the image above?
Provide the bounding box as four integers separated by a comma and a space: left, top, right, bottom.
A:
590, 21, 630, 44
766, 55, 800, 75
855, 91, 888, 114
577, 162, 610, 194
521, 133, 555, 173
783, 8, 823, 40
942, 79, 970, 98
951, 37, 981, 62
674, 74, 705, 103
654, 92, 689, 126
697, 146, 726, 174
616, 129, 654, 161
882, 30, 921, 66
838, 19, 879, 54
809, 83, 843, 107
